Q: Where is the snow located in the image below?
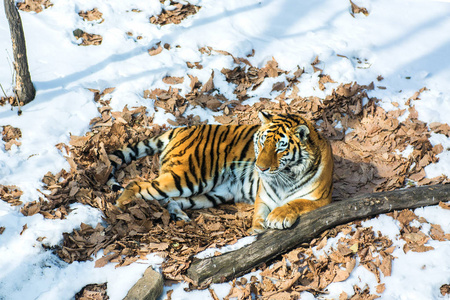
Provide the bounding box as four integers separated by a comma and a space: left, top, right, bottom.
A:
195, 235, 257, 259
1, 0, 450, 299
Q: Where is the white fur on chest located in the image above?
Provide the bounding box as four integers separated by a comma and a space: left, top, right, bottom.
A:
259, 162, 325, 209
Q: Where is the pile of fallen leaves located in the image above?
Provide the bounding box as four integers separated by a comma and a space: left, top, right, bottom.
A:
223, 223, 391, 300
73, 29, 103, 46
150, 0, 200, 26
389, 204, 450, 253
75, 283, 108, 300
71, 7, 104, 46
17, 0, 52, 13
0, 185, 23, 206
0, 96, 16, 107
79, 8, 104, 23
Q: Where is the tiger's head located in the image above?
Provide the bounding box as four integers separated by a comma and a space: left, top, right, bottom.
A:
253, 111, 321, 177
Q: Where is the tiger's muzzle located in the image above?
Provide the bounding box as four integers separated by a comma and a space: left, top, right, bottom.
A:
255, 142, 279, 174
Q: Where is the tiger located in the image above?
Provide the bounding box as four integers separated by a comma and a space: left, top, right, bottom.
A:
107, 111, 334, 233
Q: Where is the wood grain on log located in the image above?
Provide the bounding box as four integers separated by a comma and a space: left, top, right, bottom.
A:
186, 184, 450, 286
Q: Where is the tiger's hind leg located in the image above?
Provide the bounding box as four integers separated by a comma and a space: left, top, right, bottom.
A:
166, 193, 233, 221
115, 173, 234, 222
115, 172, 199, 210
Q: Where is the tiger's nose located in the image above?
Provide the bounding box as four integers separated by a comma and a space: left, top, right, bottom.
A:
257, 166, 269, 172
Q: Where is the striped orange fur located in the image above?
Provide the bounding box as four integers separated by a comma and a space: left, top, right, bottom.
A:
108, 112, 333, 232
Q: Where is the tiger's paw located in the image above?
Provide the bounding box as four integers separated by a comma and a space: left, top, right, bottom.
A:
115, 182, 140, 210
167, 200, 191, 222
248, 224, 266, 235
115, 195, 132, 211
249, 218, 266, 235
265, 207, 299, 229
169, 211, 191, 222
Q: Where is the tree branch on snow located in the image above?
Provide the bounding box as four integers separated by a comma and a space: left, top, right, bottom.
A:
186, 184, 450, 286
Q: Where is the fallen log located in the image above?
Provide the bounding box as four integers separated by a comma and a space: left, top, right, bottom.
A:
186, 184, 450, 286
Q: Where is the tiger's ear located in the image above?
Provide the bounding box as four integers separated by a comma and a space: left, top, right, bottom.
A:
293, 125, 310, 141
258, 111, 273, 124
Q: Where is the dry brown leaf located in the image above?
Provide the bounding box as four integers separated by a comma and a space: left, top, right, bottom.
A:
201, 71, 215, 93
20, 224, 28, 235
429, 122, 450, 137
148, 42, 163, 56
376, 283, 385, 294
439, 202, 450, 210
150, 2, 200, 26
334, 269, 351, 283
271, 82, 286, 92
214, 115, 234, 124
349, 0, 369, 16
73, 29, 102, 46
362, 262, 380, 283
430, 224, 446, 241
335, 83, 359, 97
95, 252, 119, 268
395, 209, 418, 226
4, 140, 21, 151
293, 67, 304, 78
408, 106, 419, 119
188, 75, 200, 92
263, 57, 280, 78
379, 253, 392, 277
163, 76, 184, 85
340, 291, 349, 300
319, 75, 335, 90
441, 284, 450, 296
79, 8, 103, 22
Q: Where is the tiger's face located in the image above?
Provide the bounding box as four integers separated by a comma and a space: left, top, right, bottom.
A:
254, 112, 316, 177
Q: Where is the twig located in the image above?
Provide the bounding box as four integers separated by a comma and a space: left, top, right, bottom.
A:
0, 83, 7, 98
209, 288, 220, 300
13, 88, 22, 115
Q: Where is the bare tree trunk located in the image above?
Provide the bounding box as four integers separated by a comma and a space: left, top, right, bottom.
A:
186, 184, 450, 286
4, 0, 36, 105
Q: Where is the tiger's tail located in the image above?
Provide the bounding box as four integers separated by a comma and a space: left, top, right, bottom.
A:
106, 133, 168, 192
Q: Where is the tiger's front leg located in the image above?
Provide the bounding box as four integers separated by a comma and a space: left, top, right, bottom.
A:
265, 198, 330, 229
250, 192, 271, 234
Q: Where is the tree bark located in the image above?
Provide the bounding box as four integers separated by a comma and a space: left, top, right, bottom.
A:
186, 184, 450, 286
4, 0, 36, 105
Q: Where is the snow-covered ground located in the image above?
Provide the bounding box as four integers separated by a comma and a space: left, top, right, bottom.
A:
1, 0, 450, 299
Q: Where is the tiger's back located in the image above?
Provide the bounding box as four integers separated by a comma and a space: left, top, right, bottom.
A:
158, 124, 258, 189
109, 112, 333, 232
109, 124, 261, 220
